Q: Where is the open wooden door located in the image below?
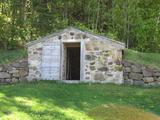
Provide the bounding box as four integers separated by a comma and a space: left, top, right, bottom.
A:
41, 40, 61, 80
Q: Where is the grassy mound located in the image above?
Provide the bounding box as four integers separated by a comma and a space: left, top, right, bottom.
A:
88, 104, 160, 120
0, 49, 26, 64
124, 49, 160, 69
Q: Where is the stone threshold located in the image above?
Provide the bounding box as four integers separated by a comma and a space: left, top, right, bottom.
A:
50, 80, 123, 84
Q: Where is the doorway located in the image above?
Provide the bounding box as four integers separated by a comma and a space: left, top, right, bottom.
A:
65, 43, 80, 80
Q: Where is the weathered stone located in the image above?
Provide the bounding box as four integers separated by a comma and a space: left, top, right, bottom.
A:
114, 65, 123, 71
94, 72, 105, 80
131, 65, 141, 73
5, 79, 12, 83
152, 72, 160, 77
19, 69, 28, 77
85, 55, 92, 60
13, 72, 20, 77
8, 69, 18, 74
90, 66, 96, 70
12, 63, 21, 68
115, 59, 121, 65
133, 80, 144, 86
142, 70, 153, 77
156, 77, 160, 81
0, 66, 3, 72
37, 48, 42, 51
12, 78, 18, 82
58, 36, 62, 39
129, 73, 143, 80
86, 72, 90, 74
94, 47, 99, 51
143, 77, 154, 83
90, 62, 95, 65
123, 61, 131, 67
98, 67, 108, 71
124, 79, 133, 85
107, 73, 113, 77
70, 32, 74, 36
85, 77, 90, 79
123, 73, 129, 80
0, 72, 10, 79
108, 62, 113, 65
75, 33, 82, 39
85, 55, 96, 61
82, 34, 87, 39
124, 67, 131, 72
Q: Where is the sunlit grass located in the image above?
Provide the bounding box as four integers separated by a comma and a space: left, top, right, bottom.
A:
88, 104, 160, 120
124, 49, 160, 69
0, 81, 159, 120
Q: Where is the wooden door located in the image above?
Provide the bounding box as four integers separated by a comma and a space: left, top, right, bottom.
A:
41, 40, 61, 80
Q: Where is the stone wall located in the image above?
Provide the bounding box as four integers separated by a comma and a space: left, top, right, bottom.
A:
0, 59, 28, 84
123, 60, 160, 86
84, 40, 123, 84
28, 43, 42, 80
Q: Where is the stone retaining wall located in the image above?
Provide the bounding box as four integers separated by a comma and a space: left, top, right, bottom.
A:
1, 58, 160, 87
123, 60, 160, 86
0, 58, 28, 84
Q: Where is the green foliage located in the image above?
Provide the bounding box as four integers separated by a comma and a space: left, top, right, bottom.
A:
0, 81, 160, 119
0, 0, 160, 52
124, 49, 160, 69
0, 49, 26, 64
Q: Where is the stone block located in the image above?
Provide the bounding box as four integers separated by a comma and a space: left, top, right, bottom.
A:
124, 67, 131, 72
19, 61, 28, 68
153, 72, 160, 77
94, 72, 105, 80
123, 61, 131, 67
133, 80, 144, 86
12, 78, 18, 82
0, 72, 11, 79
5, 79, 12, 83
143, 77, 154, 83
90, 61, 95, 65
0, 66, 3, 72
157, 77, 160, 81
90, 66, 96, 70
123, 74, 128, 80
129, 73, 143, 80
142, 70, 153, 77
131, 65, 141, 73
124, 79, 133, 85
8, 69, 18, 74
12, 63, 21, 68
19, 69, 28, 77
98, 67, 108, 71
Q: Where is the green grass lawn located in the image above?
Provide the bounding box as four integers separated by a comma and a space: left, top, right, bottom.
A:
0, 49, 26, 65
124, 49, 160, 69
0, 81, 160, 120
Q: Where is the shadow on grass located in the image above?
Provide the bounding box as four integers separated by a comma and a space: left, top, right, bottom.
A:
0, 81, 160, 119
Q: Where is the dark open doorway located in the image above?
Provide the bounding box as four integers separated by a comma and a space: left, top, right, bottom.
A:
66, 43, 80, 80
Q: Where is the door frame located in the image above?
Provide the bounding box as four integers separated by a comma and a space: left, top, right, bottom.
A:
60, 40, 85, 80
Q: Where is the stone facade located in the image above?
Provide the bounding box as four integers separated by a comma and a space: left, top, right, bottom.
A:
0, 59, 28, 84
84, 40, 123, 84
27, 27, 125, 84
123, 60, 160, 86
